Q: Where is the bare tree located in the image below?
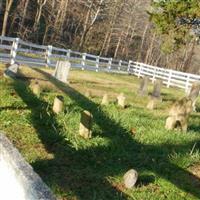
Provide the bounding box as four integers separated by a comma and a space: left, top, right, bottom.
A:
2, 0, 14, 36
33, 0, 47, 31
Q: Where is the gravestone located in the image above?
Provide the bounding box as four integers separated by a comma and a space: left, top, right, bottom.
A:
53, 61, 71, 83
53, 95, 64, 114
85, 90, 92, 98
165, 97, 193, 132
117, 93, 126, 108
4, 63, 19, 78
188, 81, 200, 111
147, 79, 162, 110
138, 76, 149, 96
151, 79, 162, 99
79, 110, 93, 139
32, 81, 41, 97
123, 169, 138, 189
101, 94, 108, 105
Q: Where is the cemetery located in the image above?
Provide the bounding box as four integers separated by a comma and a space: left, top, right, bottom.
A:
0, 62, 200, 200
1, 1, 200, 199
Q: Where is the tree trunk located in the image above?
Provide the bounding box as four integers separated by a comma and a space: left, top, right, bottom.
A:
19, 0, 30, 34
182, 39, 196, 72
137, 23, 149, 62
2, 0, 13, 36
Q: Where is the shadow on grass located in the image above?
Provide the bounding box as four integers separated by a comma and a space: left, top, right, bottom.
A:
11, 69, 200, 200
0, 106, 29, 111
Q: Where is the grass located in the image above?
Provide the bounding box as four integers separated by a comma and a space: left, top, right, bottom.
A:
0, 64, 200, 200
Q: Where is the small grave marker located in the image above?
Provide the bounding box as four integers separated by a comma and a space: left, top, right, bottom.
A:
123, 169, 138, 189
79, 110, 93, 139
53, 95, 64, 114
101, 94, 108, 105
117, 93, 126, 108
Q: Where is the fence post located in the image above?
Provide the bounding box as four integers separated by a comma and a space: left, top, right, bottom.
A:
81, 53, 86, 70
46, 45, 52, 67
127, 60, 131, 74
152, 68, 156, 83
118, 60, 122, 71
138, 64, 142, 78
167, 69, 172, 88
108, 58, 112, 72
67, 49, 71, 59
96, 56, 99, 72
185, 74, 190, 93
10, 38, 19, 65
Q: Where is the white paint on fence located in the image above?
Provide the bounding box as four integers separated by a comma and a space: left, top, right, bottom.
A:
0, 36, 200, 92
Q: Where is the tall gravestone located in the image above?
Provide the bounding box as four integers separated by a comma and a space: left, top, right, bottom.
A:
138, 76, 149, 96
151, 79, 162, 99
147, 79, 163, 110
53, 61, 71, 83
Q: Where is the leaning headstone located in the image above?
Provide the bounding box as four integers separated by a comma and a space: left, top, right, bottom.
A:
188, 81, 200, 111
53, 61, 71, 83
3, 63, 19, 78
151, 79, 162, 99
53, 95, 64, 114
138, 76, 149, 96
101, 94, 109, 105
117, 93, 126, 108
79, 110, 93, 139
123, 169, 138, 189
32, 81, 41, 97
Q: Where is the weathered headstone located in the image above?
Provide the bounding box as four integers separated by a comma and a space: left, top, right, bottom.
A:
138, 76, 149, 96
188, 81, 200, 111
32, 81, 41, 97
3, 63, 19, 78
165, 97, 193, 132
53, 95, 64, 114
79, 110, 93, 139
53, 61, 71, 83
117, 93, 126, 108
151, 79, 162, 99
101, 94, 108, 105
123, 169, 138, 189
147, 79, 162, 110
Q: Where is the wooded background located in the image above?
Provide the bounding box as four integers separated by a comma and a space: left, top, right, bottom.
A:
0, 0, 200, 74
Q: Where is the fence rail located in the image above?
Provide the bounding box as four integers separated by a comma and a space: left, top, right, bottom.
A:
0, 36, 200, 92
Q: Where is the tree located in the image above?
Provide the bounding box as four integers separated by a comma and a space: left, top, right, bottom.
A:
2, 0, 14, 36
149, 0, 200, 53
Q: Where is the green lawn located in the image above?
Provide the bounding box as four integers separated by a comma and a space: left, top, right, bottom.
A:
0, 64, 200, 200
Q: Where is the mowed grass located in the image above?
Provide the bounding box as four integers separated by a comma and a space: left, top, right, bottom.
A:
0, 64, 200, 200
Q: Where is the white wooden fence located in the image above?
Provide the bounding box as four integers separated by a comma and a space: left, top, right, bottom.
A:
0, 36, 200, 92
